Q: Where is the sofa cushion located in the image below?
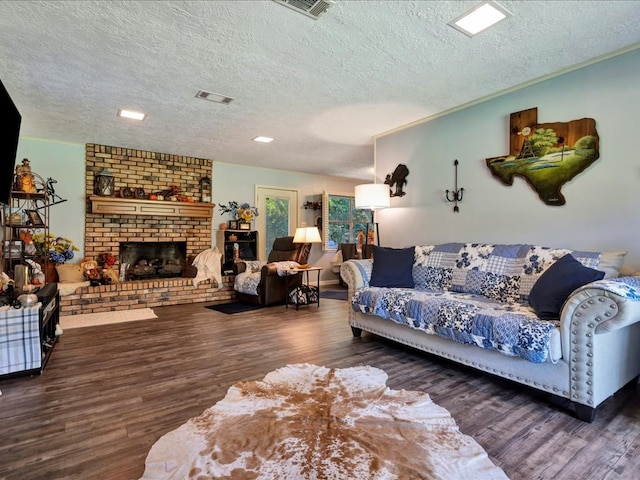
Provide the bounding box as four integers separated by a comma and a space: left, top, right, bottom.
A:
529, 254, 605, 320
352, 286, 560, 363
370, 246, 415, 288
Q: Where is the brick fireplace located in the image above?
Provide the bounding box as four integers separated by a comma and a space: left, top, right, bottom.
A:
59, 144, 235, 315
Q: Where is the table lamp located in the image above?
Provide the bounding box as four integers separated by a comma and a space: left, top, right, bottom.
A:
293, 226, 322, 245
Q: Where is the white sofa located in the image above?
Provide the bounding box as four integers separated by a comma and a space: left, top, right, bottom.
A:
340, 243, 640, 422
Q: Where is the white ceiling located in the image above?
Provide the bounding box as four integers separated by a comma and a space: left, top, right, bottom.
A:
1, 1, 639, 181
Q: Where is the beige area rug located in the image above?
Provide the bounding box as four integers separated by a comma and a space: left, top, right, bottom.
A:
60, 308, 157, 329
139, 363, 509, 480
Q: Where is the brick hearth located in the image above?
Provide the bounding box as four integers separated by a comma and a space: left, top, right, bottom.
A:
59, 276, 235, 315
60, 144, 235, 315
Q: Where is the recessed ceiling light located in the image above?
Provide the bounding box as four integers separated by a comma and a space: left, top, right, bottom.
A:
117, 109, 146, 121
253, 136, 274, 143
449, 1, 511, 37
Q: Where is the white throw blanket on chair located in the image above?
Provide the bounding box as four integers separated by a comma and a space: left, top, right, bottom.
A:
192, 247, 223, 289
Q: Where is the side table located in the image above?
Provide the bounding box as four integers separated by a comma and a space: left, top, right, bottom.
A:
285, 266, 322, 310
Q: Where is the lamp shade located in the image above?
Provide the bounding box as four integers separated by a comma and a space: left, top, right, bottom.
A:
293, 226, 322, 244
355, 183, 390, 210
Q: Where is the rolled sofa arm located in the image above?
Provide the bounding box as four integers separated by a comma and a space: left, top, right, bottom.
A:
340, 259, 373, 292
560, 276, 640, 410
562, 277, 640, 336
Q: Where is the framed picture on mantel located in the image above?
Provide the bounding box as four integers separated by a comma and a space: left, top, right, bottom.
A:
228, 220, 239, 230
239, 222, 251, 230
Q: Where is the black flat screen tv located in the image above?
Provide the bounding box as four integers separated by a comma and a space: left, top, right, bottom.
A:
0, 78, 22, 205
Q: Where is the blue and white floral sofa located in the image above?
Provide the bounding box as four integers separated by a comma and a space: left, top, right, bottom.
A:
340, 243, 640, 422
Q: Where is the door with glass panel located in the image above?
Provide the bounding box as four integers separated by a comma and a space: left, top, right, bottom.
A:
255, 187, 299, 260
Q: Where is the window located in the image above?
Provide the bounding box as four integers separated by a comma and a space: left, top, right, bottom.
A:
322, 191, 371, 250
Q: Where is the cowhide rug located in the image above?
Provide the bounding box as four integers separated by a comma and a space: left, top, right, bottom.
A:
139, 364, 509, 480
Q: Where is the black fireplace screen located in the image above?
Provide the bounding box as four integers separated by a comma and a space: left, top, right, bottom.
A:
119, 241, 187, 280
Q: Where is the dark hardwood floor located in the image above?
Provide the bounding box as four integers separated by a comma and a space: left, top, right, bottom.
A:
1, 297, 639, 480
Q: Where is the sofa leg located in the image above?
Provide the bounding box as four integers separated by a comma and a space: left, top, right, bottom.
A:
351, 326, 362, 338
574, 403, 596, 423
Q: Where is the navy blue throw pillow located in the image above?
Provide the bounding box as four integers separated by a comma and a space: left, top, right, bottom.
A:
369, 246, 415, 288
529, 254, 605, 320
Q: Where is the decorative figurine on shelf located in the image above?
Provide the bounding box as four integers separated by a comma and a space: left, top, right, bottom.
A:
19, 230, 37, 256
96, 252, 119, 285
81, 258, 102, 286
101, 265, 118, 285
44, 177, 68, 206
14, 158, 37, 193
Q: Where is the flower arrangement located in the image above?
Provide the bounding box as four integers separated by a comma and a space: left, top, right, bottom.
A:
219, 201, 259, 222
96, 252, 117, 267
31, 233, 79, 264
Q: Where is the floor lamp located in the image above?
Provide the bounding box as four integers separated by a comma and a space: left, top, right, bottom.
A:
355, 183, 390, 254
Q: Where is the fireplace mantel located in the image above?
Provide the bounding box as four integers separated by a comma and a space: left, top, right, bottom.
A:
89, 196, 215, 218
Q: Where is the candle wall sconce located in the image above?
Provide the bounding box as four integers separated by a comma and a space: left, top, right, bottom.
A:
445, 159, 464, 213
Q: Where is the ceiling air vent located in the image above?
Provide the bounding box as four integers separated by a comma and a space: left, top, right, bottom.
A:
272, 0, 335, 20
195, 90, 234, 104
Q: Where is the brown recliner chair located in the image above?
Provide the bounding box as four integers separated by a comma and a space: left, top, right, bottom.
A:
233, 236, 311, 306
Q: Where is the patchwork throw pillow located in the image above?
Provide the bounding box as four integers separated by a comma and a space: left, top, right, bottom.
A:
370, 246, 415, 288
529, 254, 605, 320
481, 272, 521, 303
414, 265, 453, 291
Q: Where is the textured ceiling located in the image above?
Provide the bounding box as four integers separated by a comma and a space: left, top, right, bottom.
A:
1, 1, 639, 180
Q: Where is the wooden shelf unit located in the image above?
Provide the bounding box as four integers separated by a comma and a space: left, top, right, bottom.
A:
216, 230, 258, 272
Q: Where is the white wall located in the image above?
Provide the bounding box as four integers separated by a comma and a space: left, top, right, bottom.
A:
375, 49, 640, 272
15, 140, 86, 260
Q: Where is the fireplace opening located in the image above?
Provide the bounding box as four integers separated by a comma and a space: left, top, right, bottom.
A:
120, 241, 187, 280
